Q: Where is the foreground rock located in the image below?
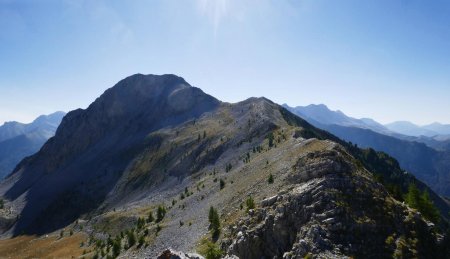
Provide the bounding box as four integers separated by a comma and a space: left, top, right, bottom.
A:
223, 147, 443, 258
157, 249, 204, 259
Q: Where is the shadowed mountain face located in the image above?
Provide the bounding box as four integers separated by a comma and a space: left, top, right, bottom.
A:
0, 74, 448, 258
2, 74, 220, 234
0, 112, 65, 179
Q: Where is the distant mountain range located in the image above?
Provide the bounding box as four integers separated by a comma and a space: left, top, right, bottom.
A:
284, 104, 450, 197
285, 104, 392, 135
385, 121, 450, 137
0, 112, 65, 179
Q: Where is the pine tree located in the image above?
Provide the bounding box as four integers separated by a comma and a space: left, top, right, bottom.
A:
208, 206, 220, 239
268, 174, 274, 184
246, 196, 255, 212
420, 190, 440, 223
156, 205, 166, 222
405, 183, 421, 209
127, 231, 136, 247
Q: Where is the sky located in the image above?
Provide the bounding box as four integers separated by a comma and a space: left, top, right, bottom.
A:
0, 0, 449, 125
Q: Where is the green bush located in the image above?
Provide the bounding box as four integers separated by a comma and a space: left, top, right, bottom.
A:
138, 235, 145, 248
147, 211, 154, 223
268, 174, 274, 184
405, 184, 440, 222
246, 196, 255, 212
198, 239, 224, 259
156, 205, 167, 222
220, 179, 225, 190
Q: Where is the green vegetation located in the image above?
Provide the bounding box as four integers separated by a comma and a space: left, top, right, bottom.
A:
267, 132, 274, 148
112, 240, 121, 257
243, 152, 251, 163
246, 196, 255, 212
137, 217, 145, 229
138, 235, 145, 248
220, 179, 225, 190
147, 210, 154, 223
0, 199, 3, 209
405, 184, 440, 223
198, 238, 224, 259
208, 206, 221, 239
127, 230, 136, 247
268, 174, 274, 184
225, 163, 232, 172
156, 205, 167, 222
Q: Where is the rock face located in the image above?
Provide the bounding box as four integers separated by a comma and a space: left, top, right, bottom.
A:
224, 147, 441, 258
157, 249, 204, 259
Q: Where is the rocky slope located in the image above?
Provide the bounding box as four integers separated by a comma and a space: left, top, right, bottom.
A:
0, 74, 448, 258
224, 146, 442, 258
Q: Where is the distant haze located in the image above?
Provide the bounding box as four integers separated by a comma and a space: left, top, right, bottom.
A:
1, 1, 449, 125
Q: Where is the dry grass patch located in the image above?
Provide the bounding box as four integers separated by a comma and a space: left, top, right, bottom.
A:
0, 232, 89, 259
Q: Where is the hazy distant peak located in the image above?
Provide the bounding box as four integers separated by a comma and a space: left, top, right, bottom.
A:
284, 103, 393, 135
385, 121, 438, 137
304, 103, 330, 110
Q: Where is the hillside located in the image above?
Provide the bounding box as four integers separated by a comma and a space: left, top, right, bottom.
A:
0, 112, 65, 179
285, 105, 450, 198
0, 74, 448, 258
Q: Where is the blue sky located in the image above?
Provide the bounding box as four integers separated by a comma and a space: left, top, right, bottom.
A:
1, 0, 449, 125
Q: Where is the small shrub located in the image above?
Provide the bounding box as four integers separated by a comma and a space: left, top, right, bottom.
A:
138, 235, 145, 248
147, 211, 154, 223
225, 163, 232, 172
220, 179, 225, 190
198, 238, 224, 259
268, 174, 274, 184
246, 196, 255, 212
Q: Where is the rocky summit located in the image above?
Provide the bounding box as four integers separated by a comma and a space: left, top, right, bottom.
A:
0, 74, 449, 258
